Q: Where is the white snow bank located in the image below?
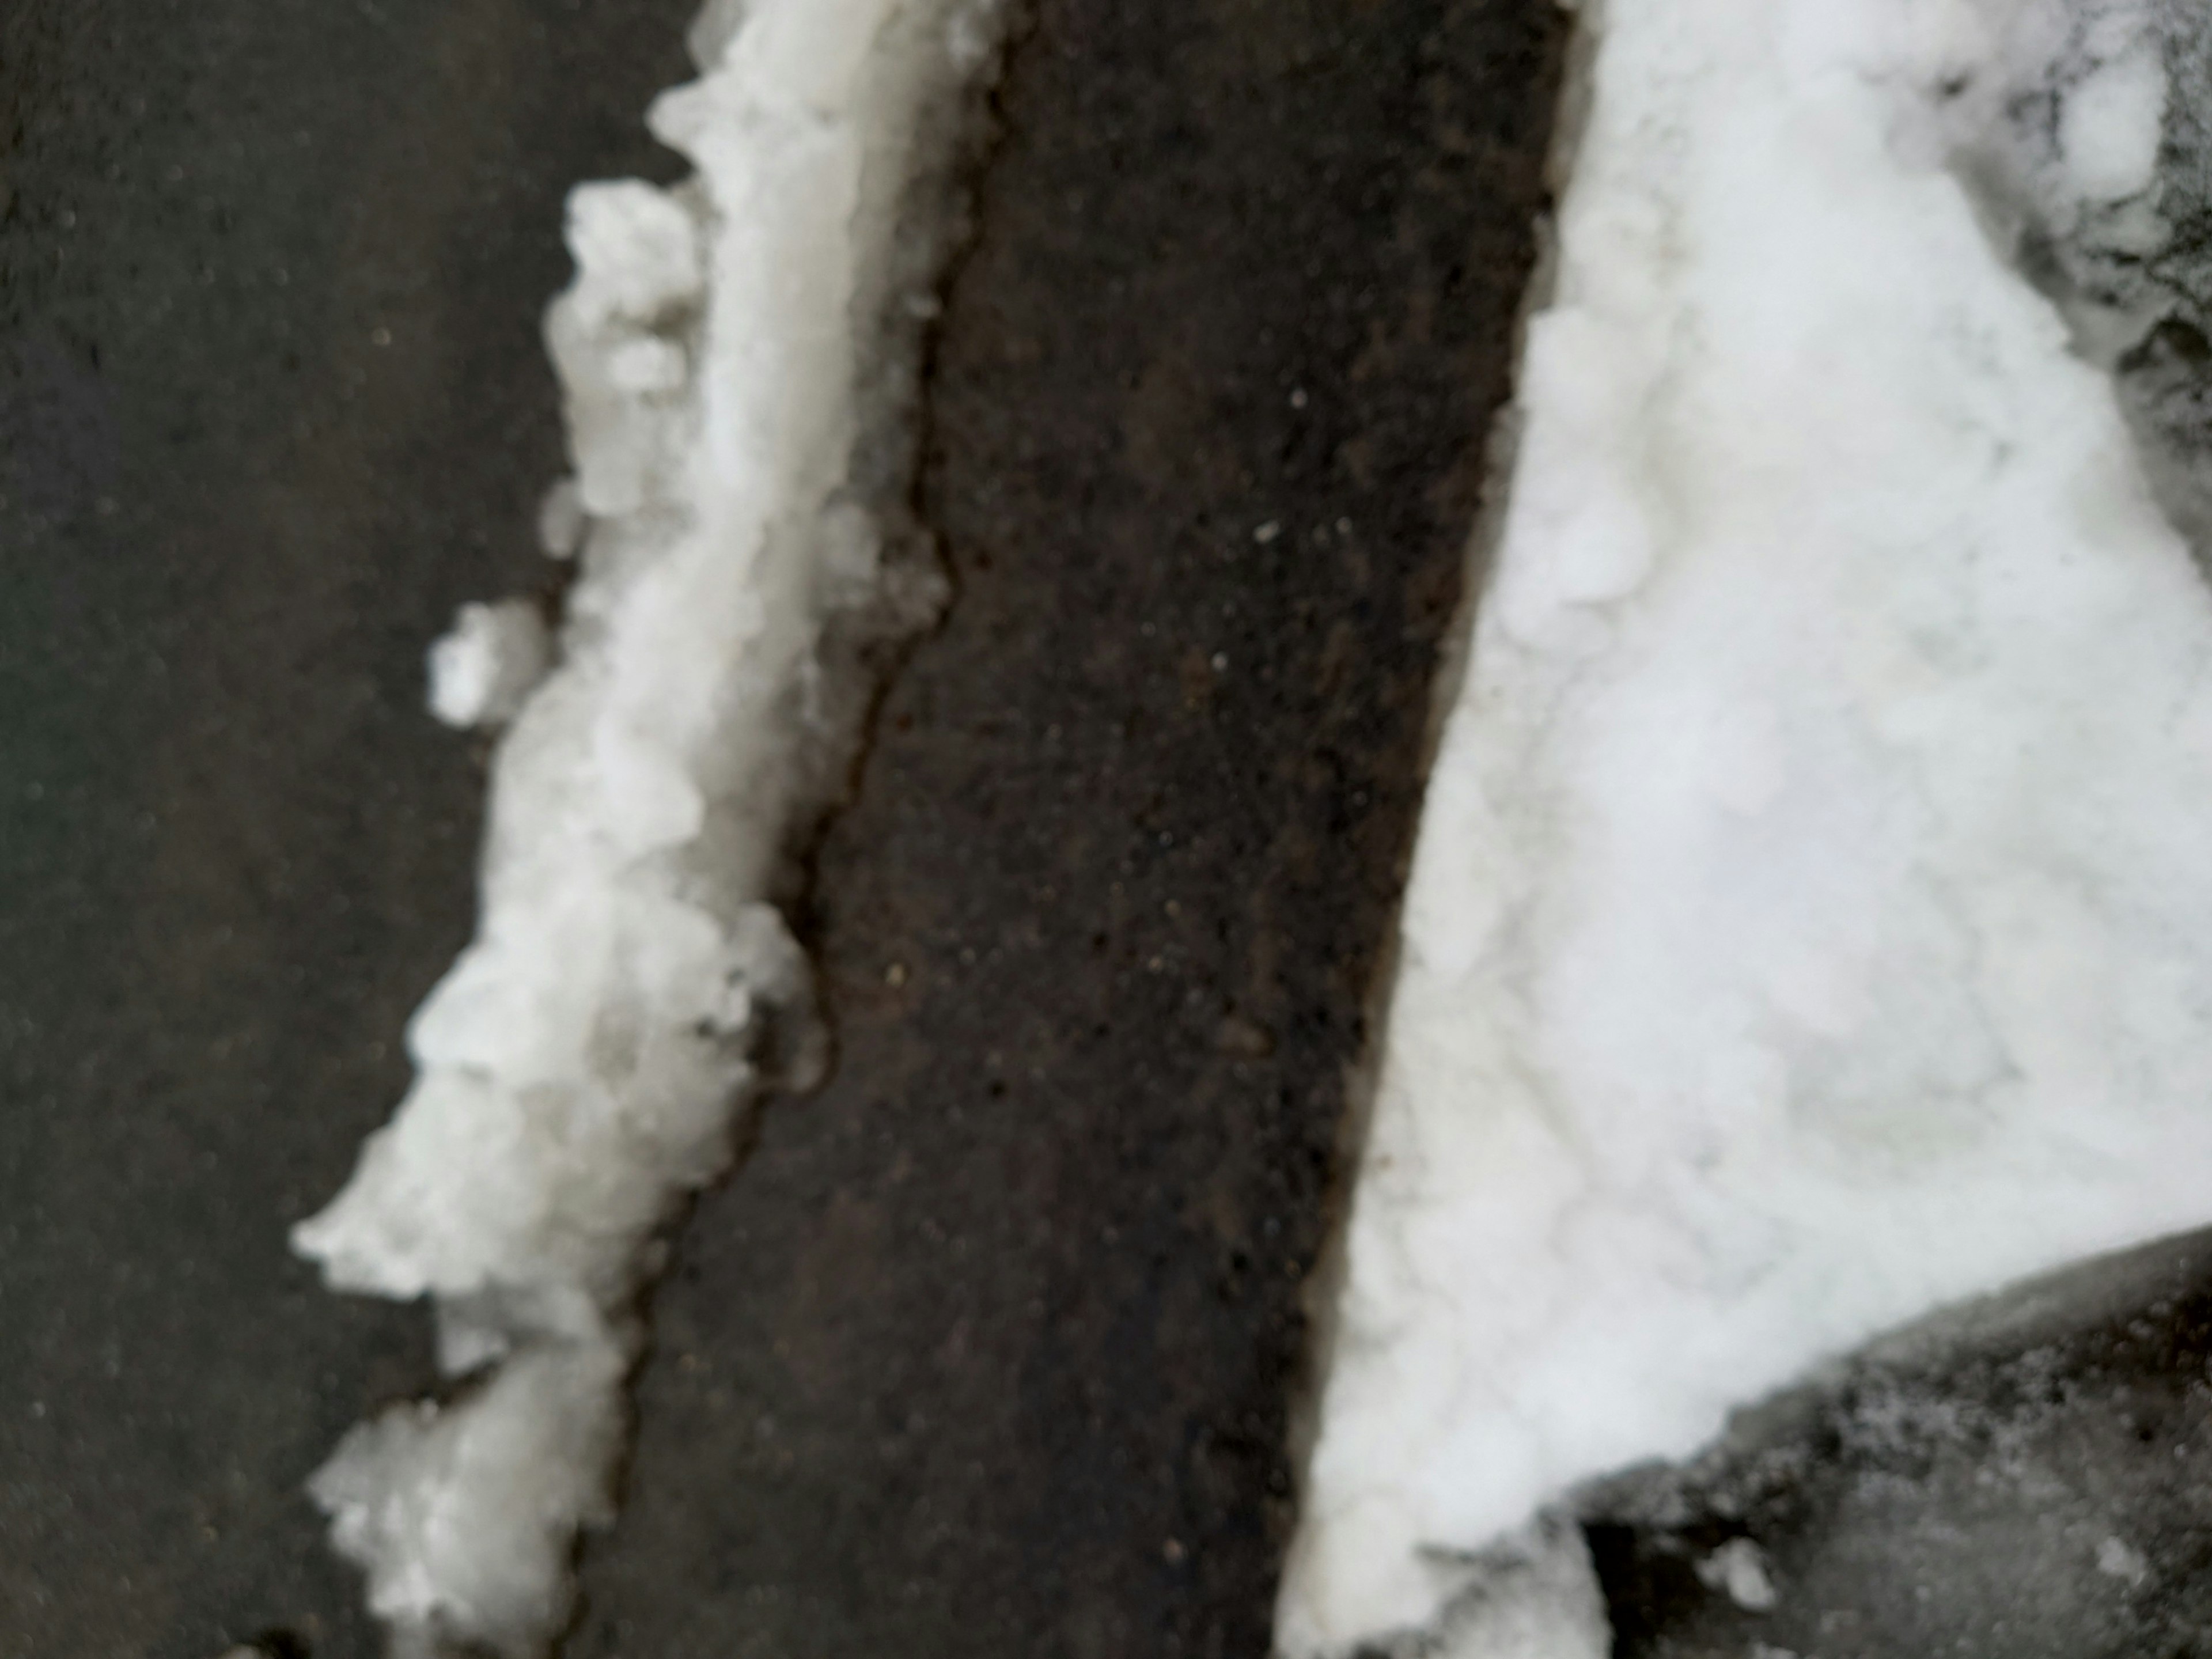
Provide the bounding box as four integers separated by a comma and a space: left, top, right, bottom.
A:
1281, 1, 2212, 1654
293, 2, 1006, 1653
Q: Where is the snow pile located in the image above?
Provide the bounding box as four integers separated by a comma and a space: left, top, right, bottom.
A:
292, 2, 1005, 1654
1281, 1, 2212, 1654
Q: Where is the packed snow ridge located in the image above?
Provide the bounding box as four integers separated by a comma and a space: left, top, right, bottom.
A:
290, 2, 1006, 1654
1281, 1, 2212, 1656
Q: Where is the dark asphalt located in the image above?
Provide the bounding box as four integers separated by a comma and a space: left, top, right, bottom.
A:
0, 3, 691, 1654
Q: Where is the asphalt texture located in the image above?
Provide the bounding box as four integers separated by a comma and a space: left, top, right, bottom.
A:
0, 3, 692, 1654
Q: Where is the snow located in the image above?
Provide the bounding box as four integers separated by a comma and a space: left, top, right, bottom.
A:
533, 477, 584, 561
1418, 1521, 1609, 1659
291, 1, 1006, 1653
426, 600, 549, 731
2058, 43, 2166, 202
2097, 1534, 2151, 1586
1280, 1, 2212, 1655
1697, 1539, 1779, 1612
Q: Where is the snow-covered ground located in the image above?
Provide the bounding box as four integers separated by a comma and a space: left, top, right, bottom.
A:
290, 3, 1006, 1653
1282, 2, 2212, 1654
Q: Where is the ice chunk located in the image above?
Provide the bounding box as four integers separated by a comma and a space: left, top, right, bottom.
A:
2061, 44, 2166, 202
533, 476, 586, 560
559, 180, 703, 331
1697, 1539, 1779, 1612
2097, 1535, 2151, 1586
426, 600, 549, 730
309, 1343, 626, 1659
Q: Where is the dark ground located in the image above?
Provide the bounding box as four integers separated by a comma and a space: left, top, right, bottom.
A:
0, 3, 691, 1654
